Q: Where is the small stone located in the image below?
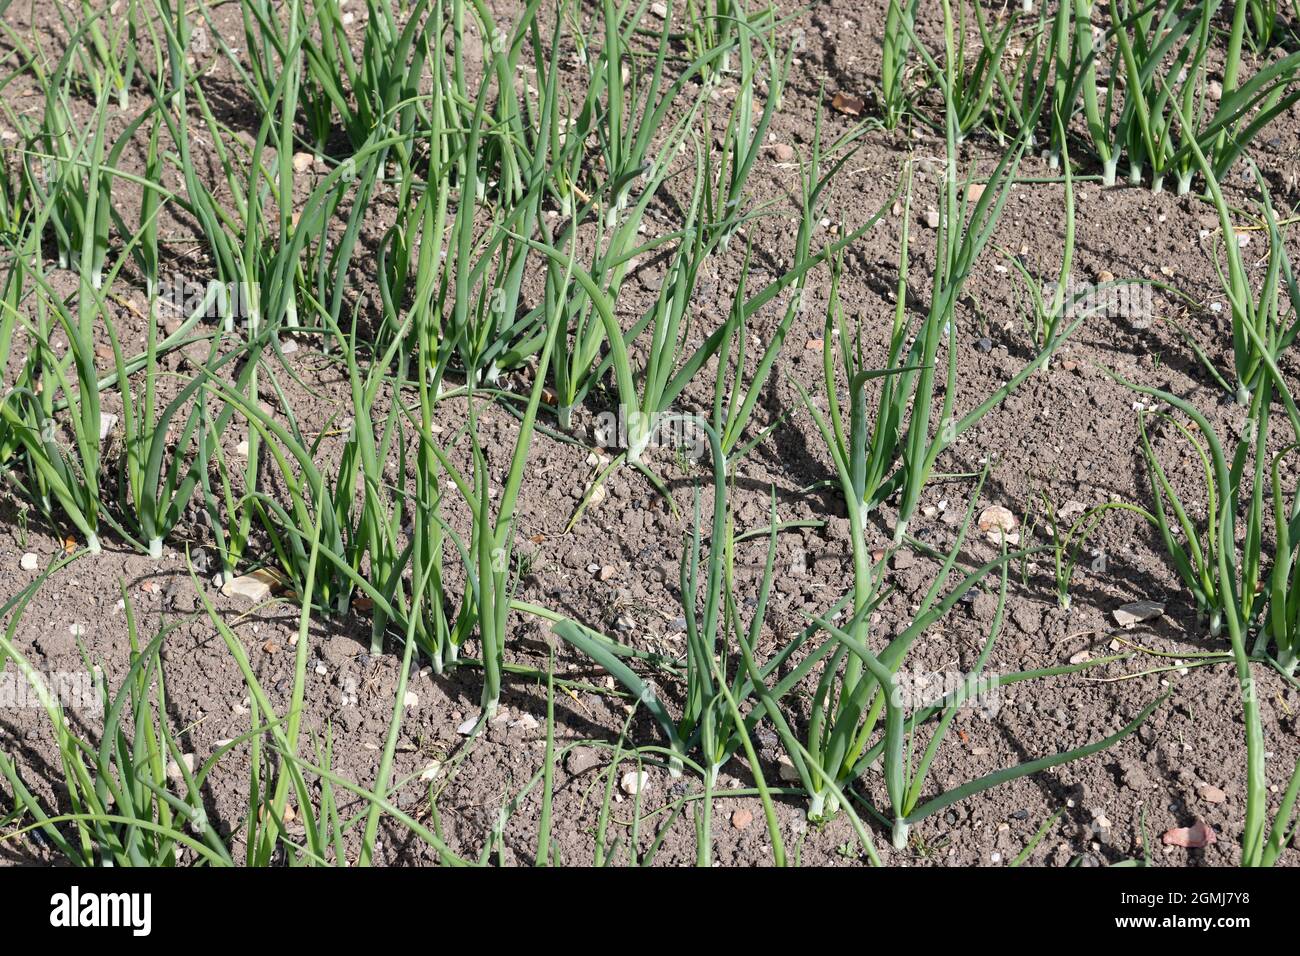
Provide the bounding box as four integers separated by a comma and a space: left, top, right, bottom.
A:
1199, 784, 1227, 804
36, 628, 77, 657
977, 505, 1017, 534
20, 553, 39, 571
165, 753, 197, 782
221, 567, 283, 603
68, 623, 85, 638
975, 336, 993, 353
1162, 820, 1216, 848
291, 151, 315, 173
967, 183, 986, 203
1069, 650, 1092, 665
404, 691, 419, 709
731, 808, 753, 829
620, 769, 649, 795
565, 747, 601, 775
419, 762, 442, 782
98, 413, 118, 442
1112, 600, 1164, 628
773, 142, 794, 162
924, 207, 940, 229
235, 439, 250, 457
597, 565, 616, 581
891, 549, 915, 571
1058, 500, 1087, 521
262, 640, 278, 655
511, 713, 540, 732
649, 1, 667, 16
777, 755, 800, 782
456, 716, 479, 735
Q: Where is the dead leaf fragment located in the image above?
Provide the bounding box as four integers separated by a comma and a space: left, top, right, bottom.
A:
831, 92, 865, 116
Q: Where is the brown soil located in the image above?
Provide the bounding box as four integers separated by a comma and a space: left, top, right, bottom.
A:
2, 1, 1299, 867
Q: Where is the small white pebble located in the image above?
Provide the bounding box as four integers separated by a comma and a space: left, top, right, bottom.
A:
620, 770, 649, 795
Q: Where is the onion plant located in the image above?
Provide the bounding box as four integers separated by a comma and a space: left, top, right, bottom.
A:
34, 78, 110, 289
822, 42, 1078, 544
1059, 0, 1300, 192
0, 99, 227, 561
416, 249, 568, 715
942, 0, 1020, 140
880, 0, 918, 129
1034, 496, 1156, 611
1121, 368, 1300, 864
545, 0, 770, 438
1122, 342, 1300, 659
798, 388, 1163, 844
232, 0, 434, 160
710, 90, 882, 459
56, 0, 137, 110
1242, 0, 1280, 52
0, 578, 237, 866
1179, 142, 1297, 406
679, 0, 778, 81
0, 84, 120, 553
0, 562, 468, 866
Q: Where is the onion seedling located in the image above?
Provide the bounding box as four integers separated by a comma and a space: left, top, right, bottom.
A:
1120, 368, 1300, 864
55, 1, 136, 110
1035, 496, 1156, 611
795, 396, 1165, 843
1057, 0, 1300, 193
822, 65, 1077, 543
880, 0, 918, 130
0, 579, 238, 866
417, 247, 569, 715
943, 0, 1020, 140
1177, 143, 1296, 406
546, 0, 767, 437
